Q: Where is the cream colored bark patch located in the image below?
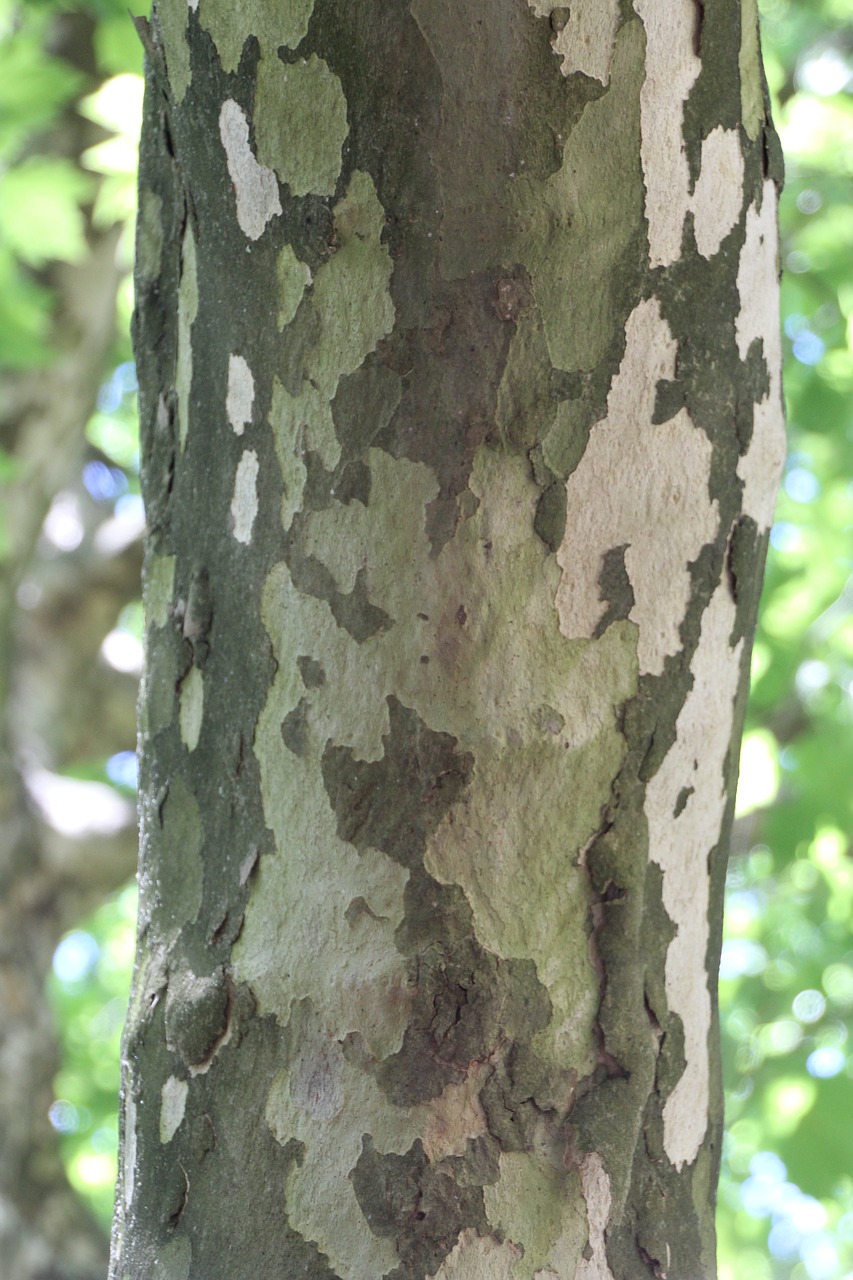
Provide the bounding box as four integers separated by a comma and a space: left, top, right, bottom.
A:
575, 1154, 615, 1280
691, 127, 744, 259
176, 224, 198, 451
736, 184, 786, 530
219, 99, 282, 240
551, 0, 621, 84
556, 297, 719, 676
255, 54, 348, 197
644, 581, 743, 1169
122, 1088, 136, 1212
226, 353, 254, 434
633, 0, 701, 267
159, 1075, 189, 1143
428, 1230, 521, 1280
179, 666, 204, 751
230, 450, 259, 544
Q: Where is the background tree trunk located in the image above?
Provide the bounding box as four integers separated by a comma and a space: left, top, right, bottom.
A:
115, 2, 784, 1277
0, 12, 141, 1276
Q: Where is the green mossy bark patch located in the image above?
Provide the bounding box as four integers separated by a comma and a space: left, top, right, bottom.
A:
255, 53, 348, 197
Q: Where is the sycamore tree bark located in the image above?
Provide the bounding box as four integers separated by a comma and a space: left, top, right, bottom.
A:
115, 2, 785, 1277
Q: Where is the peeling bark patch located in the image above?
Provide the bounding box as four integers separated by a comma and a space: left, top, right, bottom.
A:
159, 1076, 189, 1144
534, 481, 567, 553
735, 184, 786, 530
199, 0, 314, 71
156, 776, 203, 935
739, 0, 765, 140
123, 1088, 137, 1212
137, 189, 164, 283
265, 1003, 420, 1277
145, 554, 176, 628
644, 581, 743, 1169
691, 127, 745, 259
157, 0, 191, 103
429, 1229, 521, 1280
420, 1067, 490, 1163
575, 1154, 616, 1280
255, 54, 348, 197
176, 224, 198, 451
230, 449, 259, 544
218, 99, 282, 241
276, 244, 311, 330
178, 665, 204, 751
550, 0, 621, 84
294, 169, 395, 400
633, 0, 701, 267
556, 298, 719, 676
226, 353, 255, 434
519, 19, 646, 373
164, 968, 230, 1071
322, 697, 473, 870
484, 1152, 585, 1277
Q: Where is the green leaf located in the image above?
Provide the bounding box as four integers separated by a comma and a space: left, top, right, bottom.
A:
0, 157, 95, 267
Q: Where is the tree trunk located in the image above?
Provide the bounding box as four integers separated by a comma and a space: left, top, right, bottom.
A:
115, 2, 784, 1277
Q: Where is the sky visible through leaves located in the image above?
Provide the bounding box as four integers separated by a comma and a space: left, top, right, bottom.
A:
4, 0, 851, 1273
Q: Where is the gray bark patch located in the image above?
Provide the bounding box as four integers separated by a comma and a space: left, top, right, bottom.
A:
351, 1137, 487, 1280
321, 697, 473, 868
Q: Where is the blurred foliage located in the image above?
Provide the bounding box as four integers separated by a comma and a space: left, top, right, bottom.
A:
0, 0, 145, 1228
4, 0, 850, 1266
47, 883, 137, 1226
719, 2, 853, 1278
0, 0, 144, 370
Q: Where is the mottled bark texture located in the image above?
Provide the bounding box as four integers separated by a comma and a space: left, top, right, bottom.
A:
116, 2, 784, 1277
